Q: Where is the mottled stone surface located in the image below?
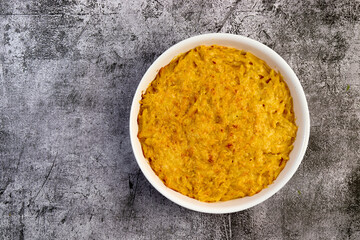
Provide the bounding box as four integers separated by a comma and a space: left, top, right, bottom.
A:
0, 0, 359, 239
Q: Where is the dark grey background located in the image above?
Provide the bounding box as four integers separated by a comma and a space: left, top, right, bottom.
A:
0, 0, 359, 239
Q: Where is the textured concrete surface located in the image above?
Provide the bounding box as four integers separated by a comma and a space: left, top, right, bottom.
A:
0, 0, 359, 239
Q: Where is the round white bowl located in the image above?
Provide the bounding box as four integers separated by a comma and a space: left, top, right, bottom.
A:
129, 33, 310, 214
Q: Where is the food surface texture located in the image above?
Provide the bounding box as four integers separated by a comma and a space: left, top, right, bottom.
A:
138, 45, 297, 202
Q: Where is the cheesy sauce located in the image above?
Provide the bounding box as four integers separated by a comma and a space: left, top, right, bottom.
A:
138, 45, 297, 202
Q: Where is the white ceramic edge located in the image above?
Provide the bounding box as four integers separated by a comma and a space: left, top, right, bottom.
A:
130, 33, 310, 214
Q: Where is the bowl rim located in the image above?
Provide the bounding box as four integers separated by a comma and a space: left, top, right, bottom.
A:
129, 33, 310, 214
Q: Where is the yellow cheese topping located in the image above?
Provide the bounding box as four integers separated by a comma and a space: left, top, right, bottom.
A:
138, 45, 297, 202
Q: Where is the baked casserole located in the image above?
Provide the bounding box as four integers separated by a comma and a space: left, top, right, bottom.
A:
137, 45, 297, 202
